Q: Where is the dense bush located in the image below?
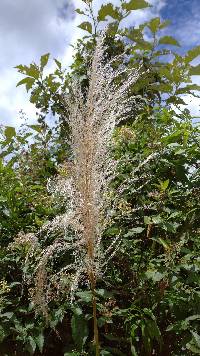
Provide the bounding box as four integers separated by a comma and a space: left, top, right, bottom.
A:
0, 1, 200, 355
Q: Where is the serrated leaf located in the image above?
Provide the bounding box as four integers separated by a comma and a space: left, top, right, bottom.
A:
78, 21, 92, 34
122, 0, 150, 11
98, 3, 121, 21
16, 77, 35, 92
189, 64, 200, 75
159, 36, 180, 47
15, 64, 29, 74
25, 64, 40, 79
40, 53, 50, 69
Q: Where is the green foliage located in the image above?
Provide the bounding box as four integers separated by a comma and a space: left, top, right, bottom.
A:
1, 0, 200, 354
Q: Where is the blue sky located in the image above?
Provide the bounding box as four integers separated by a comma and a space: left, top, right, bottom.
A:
161, 0, 200, 48
0, 0, 199, 127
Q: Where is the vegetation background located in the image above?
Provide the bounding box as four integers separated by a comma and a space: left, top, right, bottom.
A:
0, 0, 199, 355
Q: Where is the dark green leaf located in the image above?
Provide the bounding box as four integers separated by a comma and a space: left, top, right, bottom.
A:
148, 17, 160, 33
28, 125, 42, 133
71, 314, 89, 350
16, 77, 35, 92
186, 45, 200, 63
189, 64, 200, 75
76, 291, 92, 303
125, 227, 145, 236
98, 3, 121, 21
35, 334, 44, 353
122, 0, 150, 11
4, 126, 16, 141
78, 21, 92, 34
40, 53, 50, 69
54, 59, 62, 69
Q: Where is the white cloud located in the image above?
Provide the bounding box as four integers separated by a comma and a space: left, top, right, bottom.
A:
0, 0, 199, 127
0, 0, 74, 127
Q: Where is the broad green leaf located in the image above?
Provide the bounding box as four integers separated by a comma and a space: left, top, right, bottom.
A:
76, 291, 92, 303
2, 312, 14, 319
16, 77, 35, 92
189, 64, 200, 75
4, 126, 16, 141
151, 215, 162, 224
40, 53, 50, 69
97, 3, 121, 21
160, 179, 169, 190
25, 64, 40, 79
125, 227, 145, 236
166, 96, 187, 105
145, 270, 165, 282
144, 216, 152, 224
186, 315, 200, 322
96, 289, 113, 299
157, 237, 170, 250
15, 64, 30, 75
26, 336, 37, 355
162, 221, 179, 233
72, 306, 83, 316
28, 125, 42, 133
71, 314, 89, 350
35, 333, 44, 353
78, 21, 92, 34
148, 17, 160, 33
122, 0, 150, 11
186, 332, 200, 354
0, 196, 7, 202
186, 343, 200, 354
192, 331, 200, 348
186, 45, 200, 63
176, 84, 200, 94
159, 36, 180, 47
